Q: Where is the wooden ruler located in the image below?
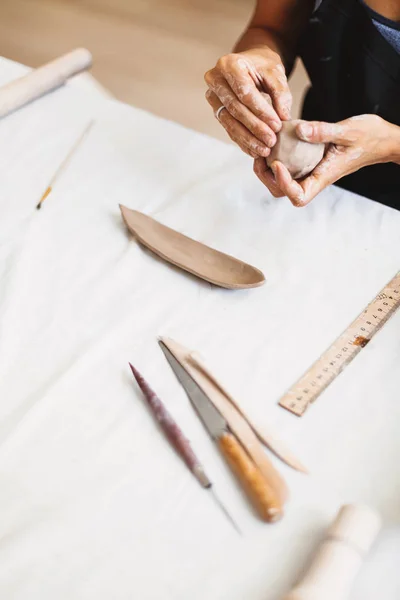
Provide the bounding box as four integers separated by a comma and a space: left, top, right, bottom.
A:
279, 272, 400, 417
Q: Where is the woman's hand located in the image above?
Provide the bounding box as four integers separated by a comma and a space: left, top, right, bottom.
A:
205, 50, 292, 158
254, 114, 400, 206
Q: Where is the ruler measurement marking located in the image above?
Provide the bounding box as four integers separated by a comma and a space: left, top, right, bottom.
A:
279, 273, 400, 416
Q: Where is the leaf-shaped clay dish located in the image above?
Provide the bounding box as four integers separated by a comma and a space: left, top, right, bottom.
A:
120, 205, 265, 289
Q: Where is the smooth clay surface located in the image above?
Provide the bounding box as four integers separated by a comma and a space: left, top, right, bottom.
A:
267, 120, 325, 179
120, 205, 265, 289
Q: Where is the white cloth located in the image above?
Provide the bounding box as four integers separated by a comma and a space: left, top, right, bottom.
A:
0, 57, 399, 600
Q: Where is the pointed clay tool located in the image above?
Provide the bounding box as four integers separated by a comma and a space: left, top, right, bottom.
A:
119, 205, 265, 290
159, 337, 290, 505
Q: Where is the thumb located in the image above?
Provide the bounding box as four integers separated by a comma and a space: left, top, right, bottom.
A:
302, 146, 348, 203
296, 120, 348, 145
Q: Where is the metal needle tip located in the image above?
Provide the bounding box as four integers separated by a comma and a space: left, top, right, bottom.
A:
209, 487, 242, 535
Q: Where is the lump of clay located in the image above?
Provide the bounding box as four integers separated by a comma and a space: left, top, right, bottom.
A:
267, 120, 325, 179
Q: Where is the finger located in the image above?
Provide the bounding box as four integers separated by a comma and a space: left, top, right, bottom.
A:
205, 90, 271, 157
269, 161, 306, 206
213, 56, 282, 130
253, 158, 285, 197
276, 146, 347, 206
295, 120, 349, 145
205, 89, 258, 157
208, 94, 270, 158
262, 63, 292, 121
206, 76, 277, 146
220, 109, 271, 158
221, 62, 282, 132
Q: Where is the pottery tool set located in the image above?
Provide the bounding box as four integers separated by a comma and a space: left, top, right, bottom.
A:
128, 337, 386, 596
279, 271, 400, 416
129, 362, 240, 533
6, 46, 397, 597
159, 339, 287, 522
129, 337, 306, 526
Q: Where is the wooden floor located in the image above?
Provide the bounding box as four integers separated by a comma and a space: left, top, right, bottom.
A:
0, 0, 307, 140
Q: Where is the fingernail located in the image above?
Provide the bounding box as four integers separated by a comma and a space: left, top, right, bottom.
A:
298, 123, 312, 140
282, 104, 292, 120
258, 146, 270, 157
271, 120, 282, 133
294, 191, 305, 206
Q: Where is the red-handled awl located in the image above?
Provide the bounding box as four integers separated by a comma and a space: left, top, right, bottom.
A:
129, 363, 240, 534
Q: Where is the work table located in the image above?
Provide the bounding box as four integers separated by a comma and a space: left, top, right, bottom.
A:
0, 56, 399, 599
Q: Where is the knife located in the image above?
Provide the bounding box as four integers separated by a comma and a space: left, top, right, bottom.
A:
159, 340, 283, 522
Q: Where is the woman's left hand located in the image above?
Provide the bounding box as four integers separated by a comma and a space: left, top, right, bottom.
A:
254, 114, 400, 206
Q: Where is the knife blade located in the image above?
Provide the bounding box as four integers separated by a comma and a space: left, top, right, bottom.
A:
159, 341, 227, 439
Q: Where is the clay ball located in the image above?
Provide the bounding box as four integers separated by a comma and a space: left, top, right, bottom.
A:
267, 120, 325, 179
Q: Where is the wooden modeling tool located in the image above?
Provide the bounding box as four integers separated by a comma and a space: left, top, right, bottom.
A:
187, 350, 308, 474
119, 205, 265, 290
0, 48, 92, 120
280, 271, 400, 416
128, 363, 240, 534
159, 338, 296, 522
159, 337, 307, 474
36, 120, 94, 209
283, 504, 381, 600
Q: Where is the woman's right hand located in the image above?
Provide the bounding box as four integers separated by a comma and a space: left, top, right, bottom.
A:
204, 49, 293, 158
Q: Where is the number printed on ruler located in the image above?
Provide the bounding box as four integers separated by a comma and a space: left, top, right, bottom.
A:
279, 272, 400, 417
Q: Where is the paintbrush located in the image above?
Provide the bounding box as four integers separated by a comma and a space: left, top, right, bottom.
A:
129, 363, 240, 534
36, 120, 94, 209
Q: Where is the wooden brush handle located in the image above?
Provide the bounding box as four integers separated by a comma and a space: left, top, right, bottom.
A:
218, 432, 283, 522
0, 48, 92, 119
283, 505, 381, 600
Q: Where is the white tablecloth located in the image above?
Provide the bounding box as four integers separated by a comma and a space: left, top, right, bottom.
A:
0, 57, 399, 600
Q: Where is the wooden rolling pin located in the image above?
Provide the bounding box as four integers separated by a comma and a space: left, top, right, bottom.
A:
284, 504, 381, 600
0, 48, 92, 118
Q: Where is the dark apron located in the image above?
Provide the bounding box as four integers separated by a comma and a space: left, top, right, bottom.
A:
299, 0, 400, 210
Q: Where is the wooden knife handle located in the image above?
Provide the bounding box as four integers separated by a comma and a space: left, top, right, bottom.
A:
218, 432, 283, 522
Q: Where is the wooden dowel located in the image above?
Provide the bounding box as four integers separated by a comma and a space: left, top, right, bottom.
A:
283, 504, 381, 600
0, 48, 92, 119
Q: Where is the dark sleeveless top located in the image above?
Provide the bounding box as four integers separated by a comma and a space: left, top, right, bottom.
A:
298, 0, 400, 210
362, 1, 400, 53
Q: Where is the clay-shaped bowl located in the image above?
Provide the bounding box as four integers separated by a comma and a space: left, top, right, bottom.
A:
120, 205, 265, 290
